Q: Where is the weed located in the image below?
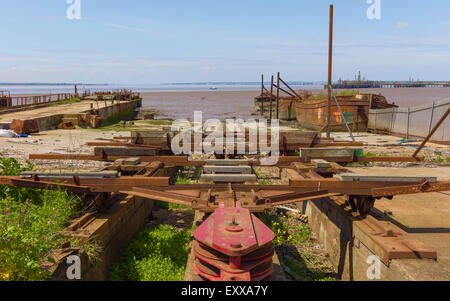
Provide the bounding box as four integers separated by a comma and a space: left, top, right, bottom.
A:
156, 200, 190, 211
108, 224, 191, 281
0, 157, 82, 281
261, 211, 336, 281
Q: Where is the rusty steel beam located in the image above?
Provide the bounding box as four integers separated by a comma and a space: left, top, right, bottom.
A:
264, 190, 333, 206
276, 72, 280, 119
327, 4, 334, 138
0, 176, 170, 193
29, 154, 102, 161
273, 85, 296, 98
87, 142, 165, 150
261, 74, 264, 114
288, 178, 444, 196
28, 152, 426, 168
278, 77, 301, 100
270, 75, 274, 120
123, 187, 199, 207
29, 154, 189, 163
371, 181, 450, 197
357, 156, 424, 163
0, 177, 92, 194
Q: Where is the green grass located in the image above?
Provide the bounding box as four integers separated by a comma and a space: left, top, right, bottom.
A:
108, 224, 191, 281
0, 158, 83, 281
362, 152, 377, 157
155, 200, 190, 211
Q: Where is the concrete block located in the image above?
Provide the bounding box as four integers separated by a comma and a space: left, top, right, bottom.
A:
311, 159, 332, 168
338, 173, 437, 183
122, 157, 141, 165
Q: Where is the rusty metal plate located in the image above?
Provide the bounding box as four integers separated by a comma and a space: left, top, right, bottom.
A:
354, 216, 437, 265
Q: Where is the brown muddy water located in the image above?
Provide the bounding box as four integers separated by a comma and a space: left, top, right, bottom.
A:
141, 87, 450, 121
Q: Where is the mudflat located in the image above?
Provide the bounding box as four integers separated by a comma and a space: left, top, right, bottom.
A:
140, 87, 450, 121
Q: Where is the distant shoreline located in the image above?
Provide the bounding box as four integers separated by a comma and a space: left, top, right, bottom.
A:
0, 83, 106, 86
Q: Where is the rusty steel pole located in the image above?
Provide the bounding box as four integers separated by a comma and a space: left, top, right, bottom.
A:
327, 4, 334, 138
270, 75, 274, 120
261, 74, 265, 115
277, 72, 280, 120
413, 106, 450, 158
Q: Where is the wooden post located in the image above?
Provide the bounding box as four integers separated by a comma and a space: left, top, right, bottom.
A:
327, 4, 334, 138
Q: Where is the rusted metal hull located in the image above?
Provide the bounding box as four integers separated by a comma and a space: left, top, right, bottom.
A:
296, 97, 369, 131
295, 94, 398, 131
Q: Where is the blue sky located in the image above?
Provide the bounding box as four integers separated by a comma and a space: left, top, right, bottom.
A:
0, 0, 449, 84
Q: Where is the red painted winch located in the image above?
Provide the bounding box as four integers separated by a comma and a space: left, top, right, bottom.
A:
193, 202, 275, 281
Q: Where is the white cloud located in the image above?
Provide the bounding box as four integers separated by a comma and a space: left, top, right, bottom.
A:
396, 21, 409, 28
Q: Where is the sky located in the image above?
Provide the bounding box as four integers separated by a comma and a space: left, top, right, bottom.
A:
0, 0, 449, 84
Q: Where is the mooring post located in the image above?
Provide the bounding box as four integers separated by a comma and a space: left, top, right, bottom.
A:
327, 4, 334, 138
